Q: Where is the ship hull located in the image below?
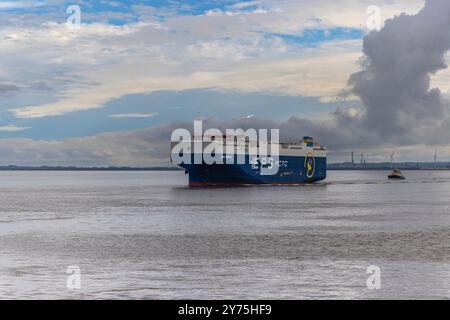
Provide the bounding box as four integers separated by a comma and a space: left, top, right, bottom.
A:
179, 155, 327, 186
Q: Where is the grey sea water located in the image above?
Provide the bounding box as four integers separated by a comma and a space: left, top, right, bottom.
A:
0, 170, 449, 299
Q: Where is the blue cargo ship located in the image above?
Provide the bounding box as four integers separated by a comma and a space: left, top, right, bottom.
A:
171, 136, 327, 186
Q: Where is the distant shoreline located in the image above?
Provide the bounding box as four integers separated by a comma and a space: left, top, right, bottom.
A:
327, 168, 450, 171
0, 166, 183, 171
0, 163, 449, 171
328, 162, 450, 170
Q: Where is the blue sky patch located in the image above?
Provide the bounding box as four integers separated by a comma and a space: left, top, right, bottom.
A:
267, 28, 364, 47
0, 89, 350, 139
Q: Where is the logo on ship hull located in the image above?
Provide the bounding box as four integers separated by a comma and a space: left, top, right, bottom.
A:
304, 151, 315, 178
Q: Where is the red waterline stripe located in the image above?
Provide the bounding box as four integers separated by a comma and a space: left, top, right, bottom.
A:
189, 182, 314, 187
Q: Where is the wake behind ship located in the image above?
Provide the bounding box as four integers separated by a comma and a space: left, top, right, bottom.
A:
171, 135, 327, 186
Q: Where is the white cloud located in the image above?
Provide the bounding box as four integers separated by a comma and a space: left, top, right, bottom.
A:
1, 0, 429, 120
0, 125, 173, 167
194, 0, 424, 35
0, 1, 46, 10
431, 53, 450, 97
0, 125, 31, 132
8, 31, 362, 118
227, 1, 263, 10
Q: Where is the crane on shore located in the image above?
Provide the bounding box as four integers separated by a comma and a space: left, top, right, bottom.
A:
434, 149, 438, 169
390, 151, 395, 169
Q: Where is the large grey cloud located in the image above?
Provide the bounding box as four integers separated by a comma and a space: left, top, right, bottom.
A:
0, 83, 21, 95
0, 116, 366, 166
240, 0, 450, 156
346, 0, 450, 143
1, 113, 450, 166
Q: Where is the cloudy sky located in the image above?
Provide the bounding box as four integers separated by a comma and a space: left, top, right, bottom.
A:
1, 0, 449, 166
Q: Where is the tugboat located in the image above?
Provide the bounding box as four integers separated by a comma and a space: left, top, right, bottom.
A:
388, 168, 405, 180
